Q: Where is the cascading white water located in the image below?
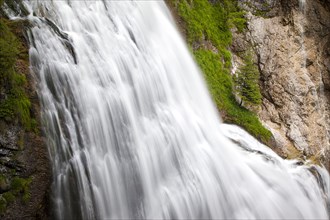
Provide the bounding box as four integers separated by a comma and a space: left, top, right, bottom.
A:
299, 0, 306, 12
19, 0, 330, 219
298, 0, 307, 69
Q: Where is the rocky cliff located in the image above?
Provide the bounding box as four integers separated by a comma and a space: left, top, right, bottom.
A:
232, 0, 330, 169
0, 1, 51, 219
167, 0, 330, 170
0, 0, 328, 218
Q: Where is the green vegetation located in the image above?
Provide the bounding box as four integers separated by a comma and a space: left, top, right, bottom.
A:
0, 196, 6, 214
168, 0, 272, 143
0, 18, 32, 130
2, 192, 15, 203
194, 49, 271, 142
234, 51, 262, 105
0, 177, 32, 214
0, 1, 35, 214
174, 0, 246, 66
176, 0, 232, 50
11, 177, 32, 203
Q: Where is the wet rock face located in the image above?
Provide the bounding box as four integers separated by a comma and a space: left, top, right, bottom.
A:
0, 125, 20, 151
234, 0, 330, 167
0, 15, 51, 218
0, 123, 51, 219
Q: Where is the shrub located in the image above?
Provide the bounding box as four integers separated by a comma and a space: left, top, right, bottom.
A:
235, 52, 262, 105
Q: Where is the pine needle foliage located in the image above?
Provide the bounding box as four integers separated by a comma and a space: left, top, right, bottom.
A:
235, 52, 262, 105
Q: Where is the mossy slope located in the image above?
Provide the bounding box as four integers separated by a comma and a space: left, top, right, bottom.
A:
0, 1, 50, 217
167, 0, 271, 143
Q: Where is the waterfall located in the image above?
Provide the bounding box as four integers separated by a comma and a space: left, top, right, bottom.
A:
21, 0, 330, 219
299, 0, 306, 12
298, 0, 307, 70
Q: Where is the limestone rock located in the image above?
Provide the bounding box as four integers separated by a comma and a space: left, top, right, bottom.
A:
234, 0, 330, 168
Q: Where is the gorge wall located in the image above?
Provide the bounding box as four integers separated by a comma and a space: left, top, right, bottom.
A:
0, 0, 328, 219
231, 0, 330, 169
167, 0, 330, 170
0, 1, 51, 219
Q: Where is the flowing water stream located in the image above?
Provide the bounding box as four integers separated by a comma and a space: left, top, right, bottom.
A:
299, 0, 306, 12
11, 0, 330, 219
298, 0, 307, 70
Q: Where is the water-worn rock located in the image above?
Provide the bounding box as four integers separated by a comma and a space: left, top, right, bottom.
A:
233, 0, 330, 169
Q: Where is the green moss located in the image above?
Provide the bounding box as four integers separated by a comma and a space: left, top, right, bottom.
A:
194, 49, 271, 142
168, 0, 271, 143
170, 0, 242, 75
30, 118, 39, 134
0, 18, 32, 130
219, 47, 232, 69
22, 190, 30, 203
0, 176, 32, 214
11, 176, 32, 203
2, 192, 15, 203
228, 11, 247, 32
11, 177, 30, 192
173, 0, 245, 56
0, 174, 5, 181
0, 21, 19, 78
17, 131, 24, 150
0, 195, 7, 214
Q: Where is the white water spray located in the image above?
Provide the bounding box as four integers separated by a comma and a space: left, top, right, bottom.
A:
298, 0, 307, 69
20, 0, 330, 219
299, 0, 306, 12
